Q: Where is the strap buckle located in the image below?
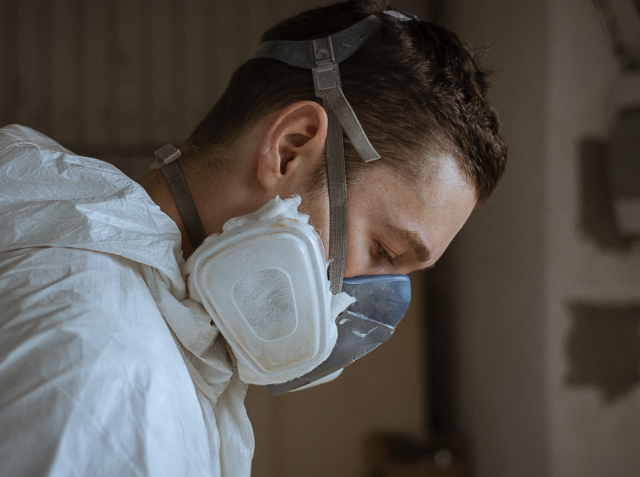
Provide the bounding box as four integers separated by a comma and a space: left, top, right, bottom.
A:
312, 36, 335, 65
313, 62, 341, 95
151, 144, 182, 170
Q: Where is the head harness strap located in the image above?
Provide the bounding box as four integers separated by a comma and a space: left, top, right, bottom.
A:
252, 15, 383, 70
251, 11, 414, 293
153, 144, 208, 250
252, 16, 384, 293
251, 15, 382, 164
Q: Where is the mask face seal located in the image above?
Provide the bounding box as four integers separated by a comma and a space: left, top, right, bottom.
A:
267, 274, 411, 395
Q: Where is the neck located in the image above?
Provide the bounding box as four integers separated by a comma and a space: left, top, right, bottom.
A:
138, 151, 267, 260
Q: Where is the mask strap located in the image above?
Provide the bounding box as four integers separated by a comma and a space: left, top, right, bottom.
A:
153, 144, 208, 250
313, 56, 378, 292
313, 62, 380, 163
252, 15, 389, 292
314, 8, 417, 289
324, 103, 348, 293
310, 22, 380, 292
252, 15, 383, 69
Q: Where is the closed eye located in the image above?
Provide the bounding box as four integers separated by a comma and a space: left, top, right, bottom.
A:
378, 243, 394, 264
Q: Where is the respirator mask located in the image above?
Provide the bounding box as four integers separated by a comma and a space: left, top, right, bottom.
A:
153, 8, 417, 394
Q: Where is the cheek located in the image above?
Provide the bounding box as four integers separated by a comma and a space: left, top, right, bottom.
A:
344, 240, 367, 277
344, 216, 383, 277
298, 191, 330, 260
299, 189, 389, 277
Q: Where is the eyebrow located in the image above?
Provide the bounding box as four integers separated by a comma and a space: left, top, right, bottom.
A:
384, 224, 432, 263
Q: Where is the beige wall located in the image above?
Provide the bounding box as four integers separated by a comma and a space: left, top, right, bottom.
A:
546, 1, 640, 475
440, 1, 549, 475
0, 0, 335, 147
0, 0, 431, 150
442, 0, 640, 476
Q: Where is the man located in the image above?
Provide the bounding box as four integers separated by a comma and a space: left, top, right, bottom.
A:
0, 1, 506, 476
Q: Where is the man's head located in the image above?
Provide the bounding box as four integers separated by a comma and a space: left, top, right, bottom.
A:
165, 0, 506, 273
182, 0, 506, 204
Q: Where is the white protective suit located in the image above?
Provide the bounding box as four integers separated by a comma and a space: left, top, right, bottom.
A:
0, 125, 253, 477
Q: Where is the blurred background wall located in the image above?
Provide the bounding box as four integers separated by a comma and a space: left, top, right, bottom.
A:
441, 0, 640, 476
2, 1, 640, 477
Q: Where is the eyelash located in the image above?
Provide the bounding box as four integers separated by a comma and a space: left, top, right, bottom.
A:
378, 243, 394, 264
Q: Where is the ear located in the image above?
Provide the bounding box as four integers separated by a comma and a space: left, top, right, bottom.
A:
257, 101, 328, 194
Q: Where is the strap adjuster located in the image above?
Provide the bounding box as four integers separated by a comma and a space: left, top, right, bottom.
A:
312, 36, 335, 64
313, 62, 340, 95
151, 144, 182, 170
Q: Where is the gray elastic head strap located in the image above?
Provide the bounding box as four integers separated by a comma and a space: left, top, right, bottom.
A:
252, 10, 414, 293
253, 15, 382, 293
153, 144, 208, 250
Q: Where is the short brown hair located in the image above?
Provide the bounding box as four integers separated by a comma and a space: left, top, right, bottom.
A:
183, 0, 507, 203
